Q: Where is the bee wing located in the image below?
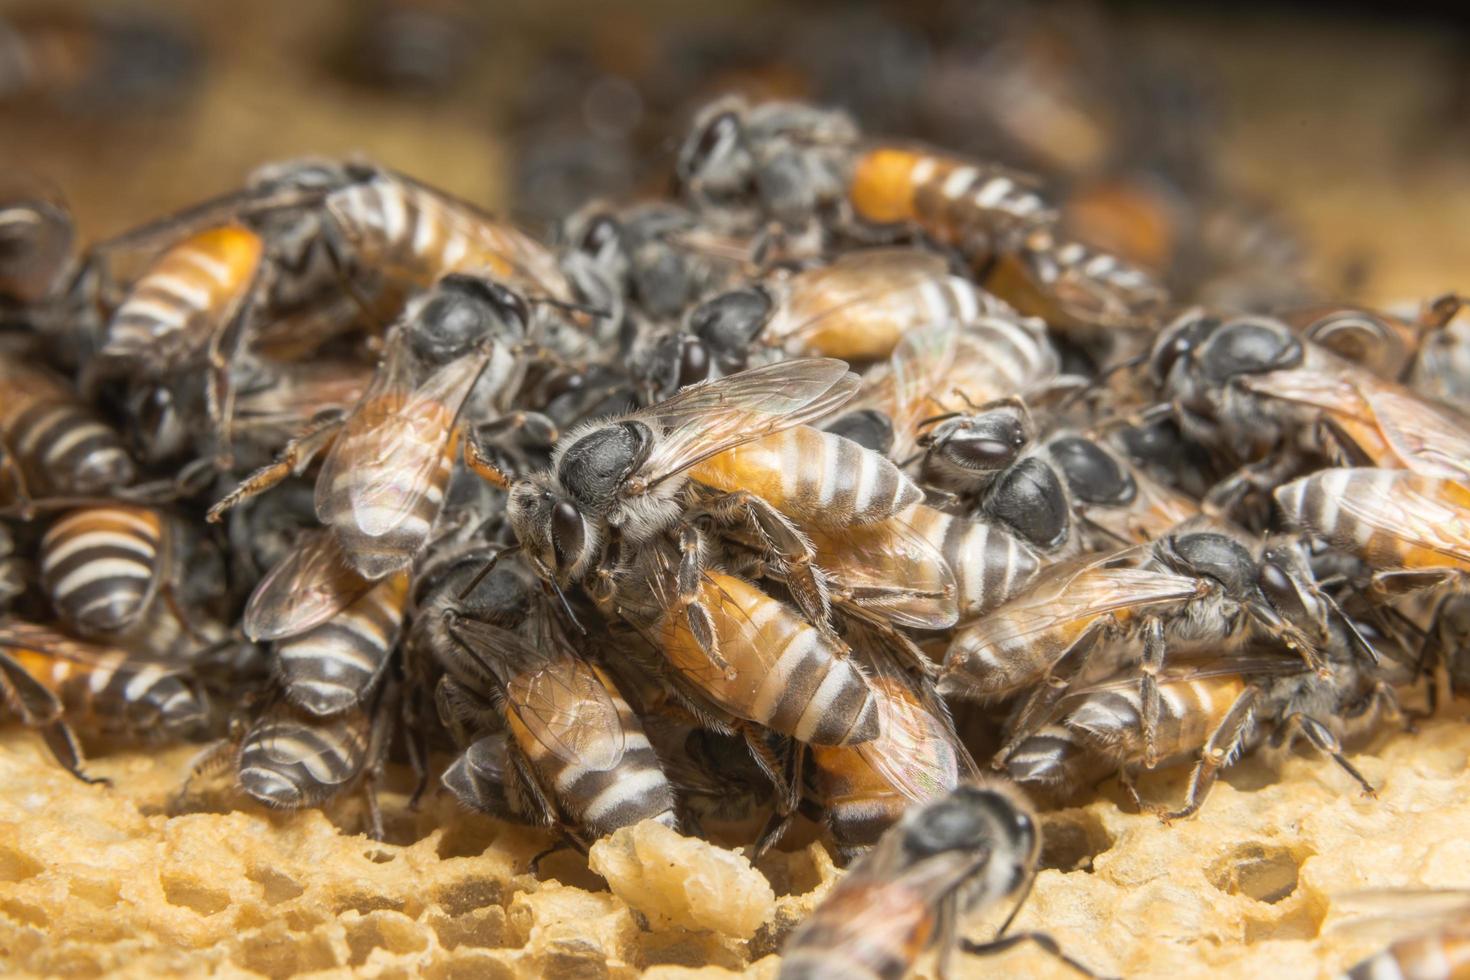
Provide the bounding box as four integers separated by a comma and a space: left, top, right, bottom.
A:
637, 358, 859, 488
1364, 389, 1470, 482
1324, 470, 1470, 565
314, 345, 483, 537
243, 529, 372, 641
1239, 368, 1375, 419
810, 843, 994, 941
765, 249, 952, 352
855, 636, 973, 800
810, 517, 959, 629
450, 615, 625, 770
965, 564, 1201, 651
1065, 655, 1306, 698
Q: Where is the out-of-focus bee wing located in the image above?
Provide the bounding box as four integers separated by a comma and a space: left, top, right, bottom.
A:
243, 529, 372, 641
314, 345, 483, 537
450, 615, 625, 770
765, 249, 952, 351
1329, 472, 1470, 565
1065, 656, 1305, 698
638, 358, 858, 488
811, 844, 994, 939
810, 517, 959, 629
968, 565, 1200, 650
1239, 369, 1374, 419
1364, 389, 1470, 482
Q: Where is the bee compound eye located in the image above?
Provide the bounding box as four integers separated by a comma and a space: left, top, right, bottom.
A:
550, 500, 585, 570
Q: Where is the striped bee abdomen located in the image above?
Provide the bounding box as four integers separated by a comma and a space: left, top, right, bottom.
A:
658, 572, 880, 746
238, 703, 371, 809
0, 355, 134, 495
849, 147, 1056, 248
274, 570, 409, 716
691, 425, 921, 528
904, 505, 1041, 621
40, 505, 165, 638
104, 224, 264, 367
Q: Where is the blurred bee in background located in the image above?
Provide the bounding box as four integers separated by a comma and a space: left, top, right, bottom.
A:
1280, 295, 1462, 385
0, 177, 74, 310
0, 345, 135, 509
0, 7, 201, 114
1335, 890, 1470, 980
0, 620, 212, 783
331, 0, 483, 96
779, 781, 1106, 980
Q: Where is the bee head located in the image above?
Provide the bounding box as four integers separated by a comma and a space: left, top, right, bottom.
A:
1196, 316, 1303, 384
902, 784, 1039, 902
689, 286, 772, 369
675, 102, 749, 202
644, 331, 712, 398
409, 275, 528, 366
1148, 309, 1219, 388
506, 476, 599, 584
921, 407, 1030, 474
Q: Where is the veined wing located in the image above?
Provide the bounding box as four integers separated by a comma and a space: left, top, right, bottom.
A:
243, 529, 371, 641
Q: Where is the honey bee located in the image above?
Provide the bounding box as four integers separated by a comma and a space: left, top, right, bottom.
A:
941, 526, 1336, 765
0, 620, 211, 782
1149, 311, 1470, 515
0, 177, 74, 307
1007, 640, 1398, 820
688, 249, 1012, 367
38, 503, 227, 657
272, 569, 410, 718
919, 401, 1198, 556
592, 534, 880, 750
0, 347, 135, 507
779, 781, 1105, 980
236, 694, 393, 833
433, 603, 679, 844
470, 358, 901, 640
807, 620, 979, 861
676, 97, 858, 232
208, 274, 530, 580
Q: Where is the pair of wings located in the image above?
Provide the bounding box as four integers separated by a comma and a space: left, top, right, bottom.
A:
1243, 354, 1470, 482
807, 511, 960, 630
954, 558, 1202, 653
447, 613, 628, 773
563, 357, 859, 499
1279, 468, 1470, 567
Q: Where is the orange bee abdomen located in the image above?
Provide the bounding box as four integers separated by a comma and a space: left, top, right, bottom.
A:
105, 224, 264, 365
849, 147, 1055, 248
689, 426, 920, 528
656, 572, 878, 746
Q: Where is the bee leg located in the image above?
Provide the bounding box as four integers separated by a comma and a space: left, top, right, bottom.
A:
753, 741, 805, 860
1160, 685, 1260, 822
993, 626, 1104, 766
710, 491, 831, 630
37, 720, 108, 786
1203, 456, 1296, 521
204, 413, 343, 522
1139, 617, 1166, 769
1285, 713, 1377, 798
673, 524, 733, 677
1116, 766, 1149, 814
475, 411, 559, 450
0, 437, 36, 520
960, 932, 1115, 980
462, 432, 515, 490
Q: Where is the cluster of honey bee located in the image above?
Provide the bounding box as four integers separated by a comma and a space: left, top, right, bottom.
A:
3, 90, 1469, 979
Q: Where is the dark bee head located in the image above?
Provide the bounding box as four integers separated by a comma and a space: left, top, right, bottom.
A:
689, 287, 773, 370
1195, 316, 1303, 384
407, 275, 528, 366
923, 409, 1030, 475
1047, 436, 1136, 506
1163, 532, 1259, 600
900, 784, 1039, 902
127, 383, 191, 464
824, 408, 894, 456
1148, 310, 1219, 387
643, 332, 712, 398
506, 476, 599, 584
983, 457, 1070, 551
675, 103, 748, 202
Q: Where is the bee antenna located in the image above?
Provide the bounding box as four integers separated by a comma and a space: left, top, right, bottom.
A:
547, 579, 587, 635
456, 544, 520, 601
996, 867, 1038, 938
